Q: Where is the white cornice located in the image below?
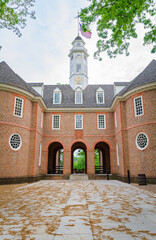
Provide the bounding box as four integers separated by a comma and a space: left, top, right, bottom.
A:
111, 82, 156, 110
0, 82, 156, 113
0, 84, 46, 110
45, 107, 112, 113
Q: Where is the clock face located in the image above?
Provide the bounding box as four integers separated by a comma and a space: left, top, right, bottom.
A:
75, 76, 82, 85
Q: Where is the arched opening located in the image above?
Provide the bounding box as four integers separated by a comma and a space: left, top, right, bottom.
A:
94, 142, 111, 174
48, 142, 63, 174
71, 142, 87, 174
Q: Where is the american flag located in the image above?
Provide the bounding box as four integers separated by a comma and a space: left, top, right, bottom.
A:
79, 23, 92, 39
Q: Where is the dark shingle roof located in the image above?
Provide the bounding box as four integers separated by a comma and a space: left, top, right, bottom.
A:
75, 36, 83, 41
28, 82, 44, 87
1, 60, 155, 108
118, 59, 156, 96
114, 82, 129, 86
43, 84, 114, 108
0, 61, 39, 96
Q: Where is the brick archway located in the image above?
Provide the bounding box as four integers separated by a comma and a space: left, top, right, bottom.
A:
48, 142, 63, 174
95, 142, 111, 174
71, 142, 87, 174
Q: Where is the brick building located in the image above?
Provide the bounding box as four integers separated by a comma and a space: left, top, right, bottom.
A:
0, 36, 156, 182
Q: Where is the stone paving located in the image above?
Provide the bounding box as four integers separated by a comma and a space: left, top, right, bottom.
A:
0, 180, 156, 240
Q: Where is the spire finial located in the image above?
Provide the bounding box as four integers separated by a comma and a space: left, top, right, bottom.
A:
78, 10, 80, 36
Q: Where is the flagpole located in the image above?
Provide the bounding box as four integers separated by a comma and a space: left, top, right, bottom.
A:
78, 10, 79, 36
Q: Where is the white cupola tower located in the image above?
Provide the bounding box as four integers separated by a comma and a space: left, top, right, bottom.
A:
68, 36, 89, 90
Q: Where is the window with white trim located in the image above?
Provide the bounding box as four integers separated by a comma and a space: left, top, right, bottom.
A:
114, 111, 117, 128
54, 92, 61, 104
97, 92, 104, 103
14, 97, 24, 117
136, 132, 148, 150
97, 114, 106, 129
75, 91, 82, 104
39, 142, 42, 166
76, 64, 81, 73
9, 133, 22, 151
75, 114, 83, 129
116, 142, 120, 166
70, 65, 73, 75
96, 88, 104, 104
41, 112, 43, 128
53, 88, 62, 104
84, 65, 87, 75
52, 115, 60, 129
134, 96, 144, 117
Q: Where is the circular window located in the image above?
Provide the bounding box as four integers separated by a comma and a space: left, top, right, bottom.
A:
136, 132, 148, 150
9, 133, 22, 151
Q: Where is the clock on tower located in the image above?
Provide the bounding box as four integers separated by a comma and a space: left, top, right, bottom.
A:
68, 35, 89, 90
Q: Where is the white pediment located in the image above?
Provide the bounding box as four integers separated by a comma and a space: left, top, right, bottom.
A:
54, 87, 61, 92
75, 86, 83, 92
96, 87, 104, 92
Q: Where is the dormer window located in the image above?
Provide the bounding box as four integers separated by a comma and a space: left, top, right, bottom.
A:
75, 87, 83, 104
53, 88, 62, 104
96, 88, 104, 104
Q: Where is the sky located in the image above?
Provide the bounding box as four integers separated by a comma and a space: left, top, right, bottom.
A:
0, 0, 155, 86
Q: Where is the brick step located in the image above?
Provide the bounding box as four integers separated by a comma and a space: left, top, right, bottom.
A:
44, 175, 69, 180
70, 174, 89, 181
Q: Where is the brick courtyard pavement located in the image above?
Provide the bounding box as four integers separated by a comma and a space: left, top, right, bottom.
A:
0, 180, 155, 240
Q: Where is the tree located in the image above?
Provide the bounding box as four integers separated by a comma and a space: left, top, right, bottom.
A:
80, 0, 156, 59
94, 149, 100, 167
0, 0, 35, 49
73, 149, 85, 171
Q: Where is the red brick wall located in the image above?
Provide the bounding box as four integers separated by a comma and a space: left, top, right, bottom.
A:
124, 89, 156, 177
0, 90, 32, 178
0, 88, 156, 179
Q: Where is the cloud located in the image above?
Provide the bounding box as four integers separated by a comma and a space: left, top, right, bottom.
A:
0, 0, 155, 86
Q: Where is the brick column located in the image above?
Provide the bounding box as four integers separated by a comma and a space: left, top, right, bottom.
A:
87, 150, 95, 175
63, 150, 71, 176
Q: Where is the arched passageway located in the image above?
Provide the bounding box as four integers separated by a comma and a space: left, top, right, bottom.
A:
71, 142, 87, 174
48, 142, 63, 174
95, 142, 111, 174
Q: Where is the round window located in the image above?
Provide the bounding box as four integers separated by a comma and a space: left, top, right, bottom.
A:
136, 132, 148, 150
9, 133, 22, 151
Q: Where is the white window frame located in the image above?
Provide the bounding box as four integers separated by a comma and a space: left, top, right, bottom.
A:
96, 88, 104, 104
52, 115, 60, 130
75, 114, 83, 130
97, 114, 106, 129
53, 91, 61, 104
84, 65, 87, 75
39, 142, 42, 167
135, 132, 149, 150
133, 96, 144, 117
41, 112, 43, 128
70, 64, 73, 75
9, 133, 22, 151
116, 142, 120, 166
75, 91, 82, 104
76, 64, 81, 73
114, 111, 117, 128
14, 97, 24, 118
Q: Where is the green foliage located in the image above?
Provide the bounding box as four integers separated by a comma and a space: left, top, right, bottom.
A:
59, 149, 63, 167
0, 0, 35, 46
94, 149, 100, 167
73, 149, 85, 170
80, 0, 156, 59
